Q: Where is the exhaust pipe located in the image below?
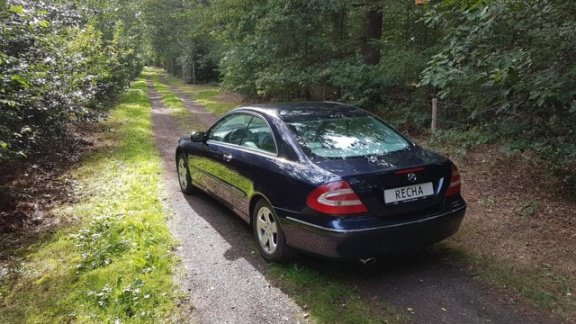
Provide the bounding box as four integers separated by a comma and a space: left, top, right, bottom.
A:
359, 257, 378, 265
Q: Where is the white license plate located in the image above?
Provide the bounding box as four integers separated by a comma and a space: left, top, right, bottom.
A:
384, 182, 434, 203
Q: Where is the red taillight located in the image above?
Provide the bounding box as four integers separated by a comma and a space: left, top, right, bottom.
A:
446, 163, 461, 197
307, 180, 368, 216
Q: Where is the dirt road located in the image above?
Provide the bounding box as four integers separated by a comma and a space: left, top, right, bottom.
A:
146, 77, 563, 324
147, 79, 307, 323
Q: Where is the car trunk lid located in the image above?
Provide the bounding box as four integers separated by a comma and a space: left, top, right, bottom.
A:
313, 147, 452, 218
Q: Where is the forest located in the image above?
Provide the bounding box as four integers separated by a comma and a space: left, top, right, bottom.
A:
1, 1, 575, 322
1, 0, 575, 186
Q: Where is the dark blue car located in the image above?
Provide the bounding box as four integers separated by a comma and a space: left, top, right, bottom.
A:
176, 102, 466, 263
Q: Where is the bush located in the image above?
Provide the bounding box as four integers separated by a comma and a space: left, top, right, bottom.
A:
420, 0, 576, 170
0, 0, 144, 163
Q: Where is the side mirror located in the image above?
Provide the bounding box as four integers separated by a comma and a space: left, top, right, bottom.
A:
190, 131, 206, 143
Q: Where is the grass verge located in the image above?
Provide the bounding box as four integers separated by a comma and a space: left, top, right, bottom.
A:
188, 86, 237, 116
0, 78, 178, 322
270, 264, 403, 323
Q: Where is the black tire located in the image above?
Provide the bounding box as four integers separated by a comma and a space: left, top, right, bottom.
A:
176, 153, 196, 195
252, 199, 296, 263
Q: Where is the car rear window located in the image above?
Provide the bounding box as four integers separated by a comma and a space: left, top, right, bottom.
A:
286, 116, 410, 160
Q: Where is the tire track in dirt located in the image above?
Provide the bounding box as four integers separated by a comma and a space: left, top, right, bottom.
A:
146, 78, 306, 323
159, 76, 220, 127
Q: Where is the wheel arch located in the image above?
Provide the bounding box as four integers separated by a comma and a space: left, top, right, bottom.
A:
175, 147, 184, 161
249, 193, 273, 226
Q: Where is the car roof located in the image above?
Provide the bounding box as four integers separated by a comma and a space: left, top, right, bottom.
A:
234, 101, 367, 120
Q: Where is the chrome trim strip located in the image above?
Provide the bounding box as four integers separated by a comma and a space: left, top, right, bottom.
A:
285, 205, 466, 234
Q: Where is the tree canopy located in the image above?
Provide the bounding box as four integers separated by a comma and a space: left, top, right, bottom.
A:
142, 0, 576, 176
1, 0, 574, 180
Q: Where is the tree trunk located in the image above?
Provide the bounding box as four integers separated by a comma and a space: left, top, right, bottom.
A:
191, 41, 196, 84
332, 10, 347, 44
191, 59, 196, 84
167, 57, 176, 74
182, 62, 187, 82
361, 8, 383, 65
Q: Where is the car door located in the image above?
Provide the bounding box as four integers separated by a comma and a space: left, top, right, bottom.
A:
188, 113, 255, 218
221, 114, 281, 218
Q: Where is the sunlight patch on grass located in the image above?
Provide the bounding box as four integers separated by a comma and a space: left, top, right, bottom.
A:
146, 68, 186, 115
193, 88, 238, 116
144, 67, 200, 132
161, 71, 240, 116
0, 79, 179, 323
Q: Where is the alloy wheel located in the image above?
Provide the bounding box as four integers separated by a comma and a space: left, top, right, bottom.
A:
178, 157, 188, 189
256, 206, 278, 254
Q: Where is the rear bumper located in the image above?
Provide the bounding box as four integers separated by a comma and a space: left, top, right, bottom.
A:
280, 201, 466, 260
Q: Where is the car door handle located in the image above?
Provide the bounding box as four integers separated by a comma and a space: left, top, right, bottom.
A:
222, 153, 233, 162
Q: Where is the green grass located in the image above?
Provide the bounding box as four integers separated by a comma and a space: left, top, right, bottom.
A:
0, 78, 179, 322
144, 68, 186, 115
160, 70, 239, 116
144, 68, 204, 132
270, 264, 402, 323
192, 88, 237, 116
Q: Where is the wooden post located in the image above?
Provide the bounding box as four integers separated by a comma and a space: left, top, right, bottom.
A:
431, 97, 438, 135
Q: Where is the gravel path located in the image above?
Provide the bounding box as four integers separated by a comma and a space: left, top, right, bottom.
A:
146, 75, 564, 324
160, 76, 220, 127
146, 78, 307, 323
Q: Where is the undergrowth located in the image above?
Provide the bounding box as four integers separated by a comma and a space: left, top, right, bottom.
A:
0, 78, 178, 322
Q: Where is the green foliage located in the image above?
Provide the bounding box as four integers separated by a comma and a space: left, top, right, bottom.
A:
432, 126, 499, 151
141, 0, 219, 83
420, 0, 576, 170
215, 0, 346, 97
74, 214, 132, 272
202, 0, 435, 107
0, 0, 145, 163
0, 79, 178, 322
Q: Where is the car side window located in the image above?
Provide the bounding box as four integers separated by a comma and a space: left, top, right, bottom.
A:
208, 114, 253, 145
240, 116, 277, 155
